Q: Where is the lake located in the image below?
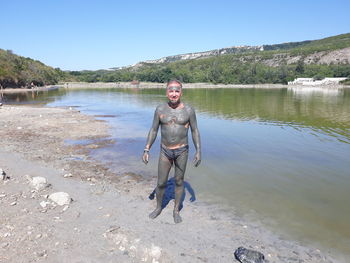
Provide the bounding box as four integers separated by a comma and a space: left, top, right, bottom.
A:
3, 86, 350, 256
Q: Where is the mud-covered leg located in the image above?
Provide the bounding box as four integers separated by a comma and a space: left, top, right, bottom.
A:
149, 153, 172, 219
173, 150, 188, 223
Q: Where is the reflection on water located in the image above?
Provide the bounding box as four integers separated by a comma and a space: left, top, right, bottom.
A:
288, 86, 343, 95
3, 86, 350, 256
109, 87, 350, 143
3, 87, 350, 142
1, 89, 58, 104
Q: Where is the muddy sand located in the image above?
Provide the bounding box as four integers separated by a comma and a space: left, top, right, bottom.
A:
0, 105, 343, 263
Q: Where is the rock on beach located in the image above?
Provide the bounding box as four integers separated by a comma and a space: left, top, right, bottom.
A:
1, 168, 9, 180
28, 176, 50, 191
234, 247, 265, 263
49, 192, 72, 206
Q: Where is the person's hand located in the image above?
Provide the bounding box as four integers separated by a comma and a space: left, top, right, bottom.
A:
193, 152, 201, 167
149, 192, 155, 200
142, 151, 149, 164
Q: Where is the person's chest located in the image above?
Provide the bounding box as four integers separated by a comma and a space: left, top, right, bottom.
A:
159, 108, 189, 125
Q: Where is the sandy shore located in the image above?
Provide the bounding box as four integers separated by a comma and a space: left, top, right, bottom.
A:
0, 105, 344, 262
0, 86, 60, 94
61, 82, 290, 89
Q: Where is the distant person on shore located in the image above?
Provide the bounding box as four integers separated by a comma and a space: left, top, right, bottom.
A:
142, 79, 201, 223
0, 92, 3, 106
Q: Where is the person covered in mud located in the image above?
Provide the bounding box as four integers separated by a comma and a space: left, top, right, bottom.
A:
142, 79, 201, 223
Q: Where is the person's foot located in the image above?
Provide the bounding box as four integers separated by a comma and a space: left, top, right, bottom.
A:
149, 208, 162, 219
173, 211, 182, 224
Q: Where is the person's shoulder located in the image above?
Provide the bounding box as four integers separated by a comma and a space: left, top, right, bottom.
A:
183, 103, 195, 113
155, 103, 167, 111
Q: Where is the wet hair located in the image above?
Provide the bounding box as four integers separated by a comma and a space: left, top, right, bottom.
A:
167, 79, 182, 88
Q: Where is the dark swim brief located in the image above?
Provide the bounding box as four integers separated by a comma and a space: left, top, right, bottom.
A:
161, 144, 189, 161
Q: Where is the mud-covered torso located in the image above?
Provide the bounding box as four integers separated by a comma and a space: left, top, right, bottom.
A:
157, 103, 192, 148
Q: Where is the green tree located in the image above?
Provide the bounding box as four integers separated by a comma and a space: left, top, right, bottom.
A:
295, 59, 305, 74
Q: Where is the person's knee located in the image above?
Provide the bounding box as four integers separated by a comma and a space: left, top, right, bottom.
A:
157, 181, 167, 189
175, 177, 184, 187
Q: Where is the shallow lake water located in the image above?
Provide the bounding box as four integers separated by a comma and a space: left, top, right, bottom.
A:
3, 86, 350, 256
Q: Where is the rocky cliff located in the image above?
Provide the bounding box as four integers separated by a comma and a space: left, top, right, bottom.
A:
124, 34, 350, 69
129, 45, 264, 68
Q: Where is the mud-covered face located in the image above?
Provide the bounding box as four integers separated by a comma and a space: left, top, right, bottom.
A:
166, 83, 182, 104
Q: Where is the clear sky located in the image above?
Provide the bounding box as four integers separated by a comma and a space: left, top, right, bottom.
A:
1, 0, 349, 70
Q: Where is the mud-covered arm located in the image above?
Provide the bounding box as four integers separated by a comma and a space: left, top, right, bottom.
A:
189, 107, 201, 167
142, 108, 160, 164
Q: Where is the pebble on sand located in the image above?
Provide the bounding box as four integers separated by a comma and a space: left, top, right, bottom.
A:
40, 201, 50, 208
1, 242, 9, 249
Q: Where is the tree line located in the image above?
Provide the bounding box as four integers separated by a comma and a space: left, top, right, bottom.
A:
0, 49, 70, 89
69, 58, 350, 85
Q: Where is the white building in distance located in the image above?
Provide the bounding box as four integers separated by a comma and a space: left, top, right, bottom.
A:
288, 77, 347, 86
